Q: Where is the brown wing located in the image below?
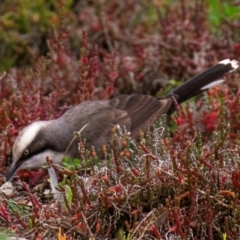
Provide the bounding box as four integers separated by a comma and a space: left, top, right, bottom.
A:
58, 95, 172, 153
80, 107, 131, 149
59, 100, 131, 152
109, 94, 172, 137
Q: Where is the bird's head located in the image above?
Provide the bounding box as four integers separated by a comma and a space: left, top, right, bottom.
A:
5, 121, 65, 181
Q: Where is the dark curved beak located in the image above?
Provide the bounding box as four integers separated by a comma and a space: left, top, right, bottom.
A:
5, 160, 24, 182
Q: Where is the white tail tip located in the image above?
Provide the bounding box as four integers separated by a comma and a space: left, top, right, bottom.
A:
219, 59, 239, 71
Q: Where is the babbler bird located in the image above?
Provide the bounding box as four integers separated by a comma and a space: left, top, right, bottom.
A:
5, 59, 239, 181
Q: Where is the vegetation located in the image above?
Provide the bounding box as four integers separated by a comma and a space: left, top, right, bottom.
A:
0, 0, 240, 239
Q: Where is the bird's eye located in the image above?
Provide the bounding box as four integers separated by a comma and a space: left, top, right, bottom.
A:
23, 149, 29, 156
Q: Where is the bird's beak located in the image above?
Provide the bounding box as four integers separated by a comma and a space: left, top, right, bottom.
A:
5, 159, 24, 182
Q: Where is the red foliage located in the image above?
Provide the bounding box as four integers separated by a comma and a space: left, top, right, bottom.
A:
1, 1, 240, 239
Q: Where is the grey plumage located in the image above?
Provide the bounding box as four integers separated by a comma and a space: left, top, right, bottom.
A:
5, 59, 239, 181
27, 95, 171, 155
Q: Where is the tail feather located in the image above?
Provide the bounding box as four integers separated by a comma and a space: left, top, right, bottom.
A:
166, 59, 239, 104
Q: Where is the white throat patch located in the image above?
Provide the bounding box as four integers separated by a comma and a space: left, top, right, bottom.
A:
12, 121, 48, 162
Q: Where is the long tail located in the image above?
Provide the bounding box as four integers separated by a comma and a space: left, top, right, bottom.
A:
165, 59, 239, 104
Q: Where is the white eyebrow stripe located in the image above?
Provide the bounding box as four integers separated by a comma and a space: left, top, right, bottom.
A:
12, 121, 47, 161
201, 79, 225, 90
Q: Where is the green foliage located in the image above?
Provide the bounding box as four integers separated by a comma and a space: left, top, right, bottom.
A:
7, 200, 30, 215
222, 232, 227, 240
64, 185, 73, 206
146, 6, 158, 25
63, 157, 82, 169
117, 228, 132, 240
0, 0, 73, 71
0, 232, 12, 240
163, 79, 182, 95
208, 0, 240, 26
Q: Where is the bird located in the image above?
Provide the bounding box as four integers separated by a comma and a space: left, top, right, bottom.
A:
5, 59, 239, 181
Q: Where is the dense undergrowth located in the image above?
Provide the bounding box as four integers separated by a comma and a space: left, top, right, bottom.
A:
0, 0, 240, 239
